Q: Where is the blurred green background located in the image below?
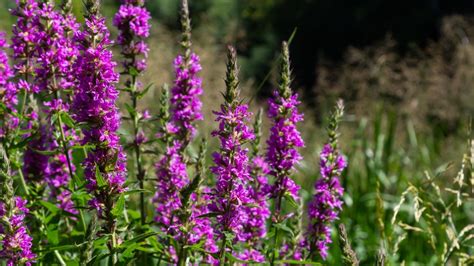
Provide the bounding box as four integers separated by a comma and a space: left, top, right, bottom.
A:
0, 0, 473, 264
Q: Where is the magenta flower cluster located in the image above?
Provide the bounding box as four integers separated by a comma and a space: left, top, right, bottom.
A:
35, 2, 79, 92
0, 1, 351, 264
236, 156, 270, 262
170, 53, 204, 139
0, 197, 36, 265
113, 0, 151, 73
210, 103, 255, 241
153, 141, 187, 227
153, 54, 204, 228
72, 14, 127, 213
266, 91, 304, 200
11, 0, 41, 94
307, 144, 347, 259
19, 1, 80, 215
0, 32, 19, 138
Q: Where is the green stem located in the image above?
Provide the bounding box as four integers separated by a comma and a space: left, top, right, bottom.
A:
218, 233, 227, 264
110, 226, 118, 265
270, 228, 279, 266
18, 169, 29, 196
130, 75, 146, 225
54, 250, 67, 266
270, 187, 284, 265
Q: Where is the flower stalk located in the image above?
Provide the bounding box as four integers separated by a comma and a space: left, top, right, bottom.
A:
113, 0, 151, 225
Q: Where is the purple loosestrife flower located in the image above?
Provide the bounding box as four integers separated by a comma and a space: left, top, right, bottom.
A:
11, 0, 41, 94
167, 0, 203, 144
35, 1, 79, 93
244, 156, 270, 241
22, 127, 50, 182
154, 0, 202, 222
306, 100, 346, 260
72, 6, 127, 218
237, 111, 270, 263
154, 140, 187, 226
154, 4, 211, 263
170, 53, 203, 141
34, 1, 79, 215
114, 0, 150, 226
113, 0, 150, 73
266, 42, 304, 204
209, 47, 254, 262
0, 197, 36, 265
0, 33, 13, 104
0, 32, 19, 138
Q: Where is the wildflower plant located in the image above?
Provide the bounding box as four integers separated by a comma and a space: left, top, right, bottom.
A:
0, 0, 469, 265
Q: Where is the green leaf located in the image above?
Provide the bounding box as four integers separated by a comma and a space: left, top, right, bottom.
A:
121, 232, 158, 247
39, 200, 61, 214
88, 252, 112, 264
47, 228, 59, 245
121, 243, 139, 259
127, 209, 140, 220
275, 260, 321, 265
46, 244, 82, 252
273, 223, 294, 238
197, 212, 221, 219
137, 83, 154, 99
95, 166, 107, 188
129, 66, 139, 76
283, 192, 299, 209
32, 148, 59, 156
111, 195, 125, 217
123, 189, 151, 196
60, 111, 75, 128
71, 143, 95, 150
124, 103, 137, 118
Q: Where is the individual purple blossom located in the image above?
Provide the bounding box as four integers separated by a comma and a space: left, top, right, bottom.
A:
266, 43, 304, 203
0, 197, 36, 265
306, 101, 346, 260
235, 248, 266, 264
72, 12, 127, 216
57, 190, 78, 216
209, 47, 255, 263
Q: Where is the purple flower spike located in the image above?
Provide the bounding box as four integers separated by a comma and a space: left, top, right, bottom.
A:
0, 197, 36, 265
73, 12, 127, 216
113, 0, 151, 73
153, 140, 188, 226
11, 0, 41, 93
266, 42, 304, 204
209, 47, 254, 258
170, 53, 203, 141
0, 32, 19, 138
306, 100, 346, 260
